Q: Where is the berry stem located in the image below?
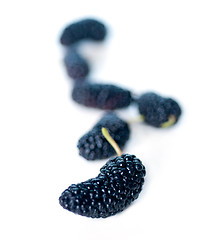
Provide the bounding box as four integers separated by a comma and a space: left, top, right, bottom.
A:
101, 127, 122, 156
161, 115, 176, 128
127, 115, 145, 124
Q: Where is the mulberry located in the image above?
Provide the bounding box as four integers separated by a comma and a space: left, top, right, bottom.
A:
59, 154, 146, 218
60, 19, 107, 46
72, 82, 132, 110
136, 92, 182, 127
78, 112, 130, 160
64, 46, 89, 80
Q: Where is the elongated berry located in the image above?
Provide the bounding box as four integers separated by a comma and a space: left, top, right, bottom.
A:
60, 19, 107, 46
136, 92, 182, 127
64, 46, 89, 80
72, 82, 132, 110
78, 112, 130, 160
59, 154, 146, 218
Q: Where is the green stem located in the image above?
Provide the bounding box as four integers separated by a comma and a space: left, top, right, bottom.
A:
127, 115, 145, 124
101, 127, 122, 156
161, 115, 176, 128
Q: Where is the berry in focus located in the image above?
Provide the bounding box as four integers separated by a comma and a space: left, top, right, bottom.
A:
59, 154, 146, 218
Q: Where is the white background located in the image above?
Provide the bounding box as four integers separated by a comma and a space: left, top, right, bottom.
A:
0, 1, 222, 239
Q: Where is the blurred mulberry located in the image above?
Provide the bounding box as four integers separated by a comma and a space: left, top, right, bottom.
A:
60, 18, 107, 46
72, 82, 132, 110
136, 92, 182, 127
64, 46, 89, 80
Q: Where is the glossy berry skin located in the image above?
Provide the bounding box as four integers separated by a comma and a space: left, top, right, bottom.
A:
59, 154, 146, 218
78, 112, 130, 160
72, 82, 132, 110
60, 19, 107, 46
64, 46, 89, 80
137, 92, 182, 127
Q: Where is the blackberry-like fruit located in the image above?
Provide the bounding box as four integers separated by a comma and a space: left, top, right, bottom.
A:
78, 112, 130, 160
72, 82, 132, 110
59, 154, 146, 218
60, 19, 107, 46
64, 46, 89, 80
137, 92, 182, 127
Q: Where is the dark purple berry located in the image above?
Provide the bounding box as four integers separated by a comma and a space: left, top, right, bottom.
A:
59, 154, 146, 218
78, 112, 130, 160
60, 19, 107, 46
72, 82, 132, 110
64, 46, 89, 80
136, 92, 182, 127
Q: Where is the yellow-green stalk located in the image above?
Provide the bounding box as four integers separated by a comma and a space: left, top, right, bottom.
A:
101, 127, 122, 156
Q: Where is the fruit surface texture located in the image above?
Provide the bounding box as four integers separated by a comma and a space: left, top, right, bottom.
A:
59, 154, 146, 218
78, 113, 130, 160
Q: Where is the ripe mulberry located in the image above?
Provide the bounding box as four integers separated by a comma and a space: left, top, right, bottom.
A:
60, 19, 107, 46
136, 92, 182, 127
59, 154, 146, 218
78, 112, 130, 160
72, 82, 132, 110
64, 46, 89, 80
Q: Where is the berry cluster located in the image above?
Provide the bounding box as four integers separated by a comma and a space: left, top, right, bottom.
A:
58, 18, 182, 218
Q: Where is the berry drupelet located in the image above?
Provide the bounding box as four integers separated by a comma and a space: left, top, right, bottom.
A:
64, 46, 89, 80
60, 19, 107, 46
59, 154, 146, 218
136, 92, 182, 128
78, 112, 130, 160
72, 82, 132, 110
